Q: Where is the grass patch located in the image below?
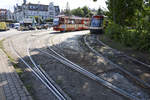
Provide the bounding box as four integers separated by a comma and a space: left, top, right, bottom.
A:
25, 84, 34, 95
0, 39, 5, 49
55, 79, 63, 85
99, 34, 128, 51
0, 39, 24, 77
15, 67, 23, 76
0, 39, 15, 62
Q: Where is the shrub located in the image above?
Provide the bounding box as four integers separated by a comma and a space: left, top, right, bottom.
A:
105, 22, 122, 41
104, 22, 150, 52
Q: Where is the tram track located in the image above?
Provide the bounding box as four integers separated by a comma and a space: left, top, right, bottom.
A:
85, 34, 150, 87
96, 35, 150, 68
9, 39, 68, 100
41, 34, 150, 100
83, 34, 150, 100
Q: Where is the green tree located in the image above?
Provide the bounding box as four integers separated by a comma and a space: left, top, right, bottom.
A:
71, 6, 92, 17
34, 16, 43, 24
97, 7, 103, 15
64, 2, 71, 16
82, 6, 91, 17
71, 7, 84, 17
93, 0, 150, 51
107, 0, 143, 26
44, 18, 53, 22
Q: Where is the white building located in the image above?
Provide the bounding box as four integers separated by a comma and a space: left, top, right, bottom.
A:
14, 2, 60, 22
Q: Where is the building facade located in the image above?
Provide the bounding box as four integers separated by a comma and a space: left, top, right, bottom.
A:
0, 9, 13, 21
14, 2, 60, 22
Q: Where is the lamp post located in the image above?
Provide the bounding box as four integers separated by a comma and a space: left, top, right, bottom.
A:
38, 1, 40, 25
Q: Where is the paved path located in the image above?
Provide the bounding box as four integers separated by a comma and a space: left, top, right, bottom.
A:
0, 49, 32, 100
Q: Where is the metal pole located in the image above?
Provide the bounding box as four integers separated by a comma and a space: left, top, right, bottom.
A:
38, 1, 40, 25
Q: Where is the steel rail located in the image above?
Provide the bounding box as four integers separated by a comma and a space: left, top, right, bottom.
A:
37, 35, 141, 100
84, 35, 150, 89
96, 36, 150, 68
9, 41, 66, 100
27, 43, 67, 100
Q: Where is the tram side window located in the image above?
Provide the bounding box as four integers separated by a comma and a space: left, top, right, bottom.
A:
53, 18, 59, 25
68, 20, 71, 24
78, 20, 81, 24
75, 19, 79, 24
71, 20, 75, 24
60, 18, 64, 24
84, 20, 88, 26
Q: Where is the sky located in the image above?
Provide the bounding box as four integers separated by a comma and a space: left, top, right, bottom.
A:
0, 0, 107, 12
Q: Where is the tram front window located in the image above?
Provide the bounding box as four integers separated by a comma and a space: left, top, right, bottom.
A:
91, 18, 102, 27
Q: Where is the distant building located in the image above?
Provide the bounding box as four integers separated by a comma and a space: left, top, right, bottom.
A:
0, 9, 13, 21
14, 2, 60, 22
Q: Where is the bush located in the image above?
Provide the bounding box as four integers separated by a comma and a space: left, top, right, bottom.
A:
104, 22, 150, 52
105, 22, 122, 41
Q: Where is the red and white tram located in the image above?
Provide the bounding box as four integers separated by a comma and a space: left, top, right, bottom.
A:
53, 16, 90, 32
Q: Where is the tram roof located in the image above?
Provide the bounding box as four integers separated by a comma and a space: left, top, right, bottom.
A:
55, 15, 90, 20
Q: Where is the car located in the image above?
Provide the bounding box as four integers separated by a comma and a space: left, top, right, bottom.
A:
18, 26, 29, 31
36, 25, 42, 30
28, 25, 36, 30
0, 22, 8, 31
41, 24, 48, 29
14, 23, 20, 29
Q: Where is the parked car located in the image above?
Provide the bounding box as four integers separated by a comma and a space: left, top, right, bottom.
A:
28, 25, 36, 30
36, 25, 42, 30
18, 26, 29, 31
0, 22, 8, 31
14, 23, 20, 29
41, 24, 48, 29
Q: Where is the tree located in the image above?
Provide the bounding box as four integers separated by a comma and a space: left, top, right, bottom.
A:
82, 6, 91, 17
34, 16, 43, 24
44, 18, 53, 23
93, 0, 143, 26
64, 2, 71, 16
71, 7, 84, 17
71, 6, 92, 17
97, 7, 103, 15
106, 0, 143, 26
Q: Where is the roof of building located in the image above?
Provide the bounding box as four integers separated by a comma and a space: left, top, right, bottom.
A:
27, 3, 48, 11
0, 9, 7, 11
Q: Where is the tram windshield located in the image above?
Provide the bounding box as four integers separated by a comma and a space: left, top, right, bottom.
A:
90, 18, 103, 27
53, 18, 59, 26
